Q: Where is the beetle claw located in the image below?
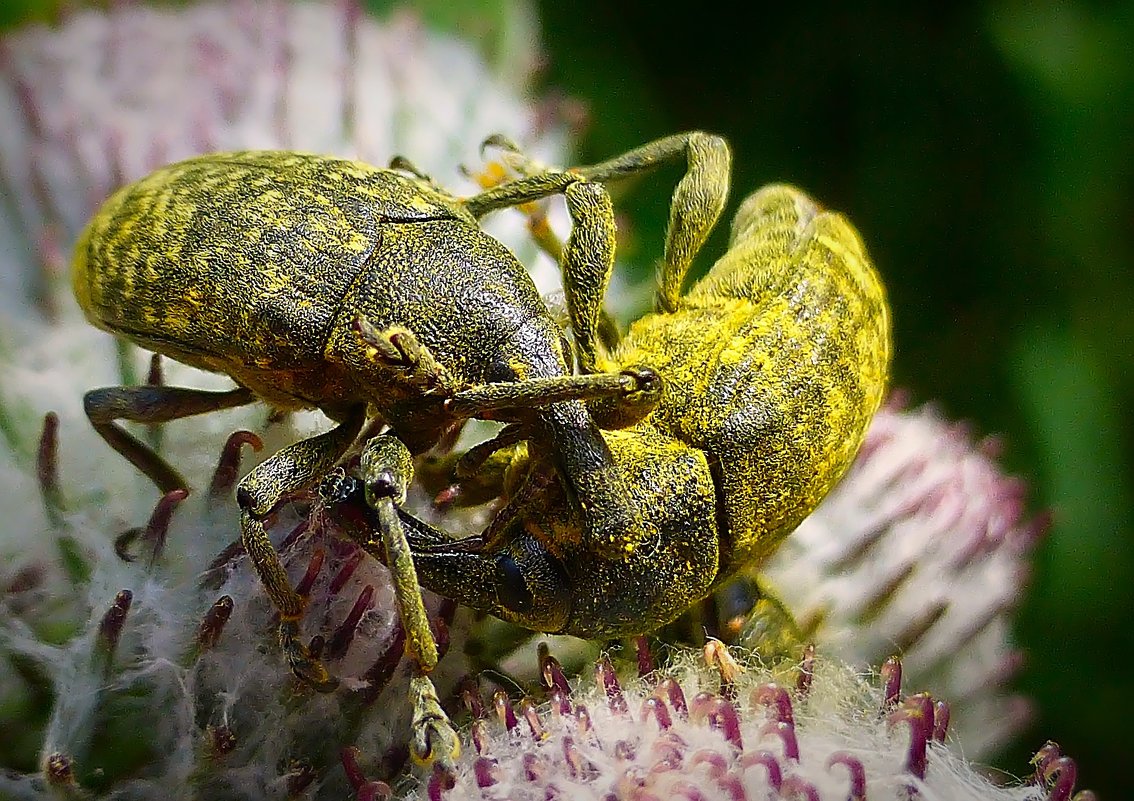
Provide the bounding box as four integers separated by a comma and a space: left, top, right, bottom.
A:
280, 619, 339, 692
409, 674, 461, 769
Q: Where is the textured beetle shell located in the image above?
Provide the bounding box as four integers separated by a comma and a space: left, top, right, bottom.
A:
613, 185, 891, 585
71, 151, 558, 416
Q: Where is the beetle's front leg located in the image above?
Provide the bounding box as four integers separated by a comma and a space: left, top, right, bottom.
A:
355, 436, 461, 769
237, 409, 365, 691
352, 316, 461, 397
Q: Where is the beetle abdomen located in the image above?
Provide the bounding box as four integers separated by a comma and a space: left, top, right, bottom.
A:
616, 185, 890, 580
72, 152, 462, 375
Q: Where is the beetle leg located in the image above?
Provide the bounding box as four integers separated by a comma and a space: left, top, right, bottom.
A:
556, 180, 615, 375
356, 435, 461, 769
445, 370, 663, 560
465, 132, 731, 315
444, 366, 661, 425
731, 576, 808, 661
236, 408, 366, 692
473, 146, 621, 376
83, 384, 255, 492
415, 426, 528, 510
573, 132, 731, 314
352, 316, 461, 396
453, 424, 525, 480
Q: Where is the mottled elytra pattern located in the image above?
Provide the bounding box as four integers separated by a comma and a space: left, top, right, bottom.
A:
73, 152, 506, 413
617, 185, 891, 581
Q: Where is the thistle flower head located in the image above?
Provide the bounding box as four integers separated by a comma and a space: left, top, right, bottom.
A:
0, 2, 568, 796
757, 399, 1048, 756
432, 643, 1092, 801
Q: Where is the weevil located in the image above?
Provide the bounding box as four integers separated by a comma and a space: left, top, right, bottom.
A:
322, 132, 891, 641
71, 150, 662, 765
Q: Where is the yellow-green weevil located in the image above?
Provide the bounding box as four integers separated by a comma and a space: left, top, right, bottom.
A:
71, 150, 662, 766
323, 133, 892, 642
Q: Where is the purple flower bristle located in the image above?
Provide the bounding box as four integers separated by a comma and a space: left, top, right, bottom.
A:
207, 430, 262, 500
473, 756, 498, 788
655, 677, 689, 720
328, 550, 365, 595
494, 690, 518, 732
293, 548, 325, 598
462, 678, 487, 719
780, 774, 821, 801
356, 781, 393, 801
826, 751, 866, 801
760, 720, 800, 763
97, 588, 133, 670
738, 751, 783, 792
358, 622, 405, 704
196, 594, 234, 651
142, 488, 188, 566
596, 656, 628, 715
325, 584, 374, 660
753, 683, 794, 726
932, 700, 950, 742
36, 412, 63, 525
636, 635, 655, 678
708, 698, 744, 750
341, 745, 367, 790
641, 696, 672, 731
887, 693, 933, 780
880, 655, 902, 711
520, 698, 545, 741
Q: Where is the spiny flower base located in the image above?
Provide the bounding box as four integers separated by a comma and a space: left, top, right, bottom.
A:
422, 644, 1094, 801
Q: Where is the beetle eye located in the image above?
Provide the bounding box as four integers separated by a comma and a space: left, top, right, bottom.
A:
495, 553, 534, 614
484, 359, 518, 384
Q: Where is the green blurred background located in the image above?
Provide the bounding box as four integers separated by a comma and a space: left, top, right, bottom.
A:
3, 0, 1131, 796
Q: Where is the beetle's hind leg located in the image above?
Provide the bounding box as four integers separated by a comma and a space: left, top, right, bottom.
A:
237, 409, 366, 691
467, 131, 732, 316
84, 384, 255, 492
355, 435, 461, 769
573, 132, 731, 314
417, 424, 529, 510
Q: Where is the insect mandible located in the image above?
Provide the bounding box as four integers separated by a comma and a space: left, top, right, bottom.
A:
70, 150, 663, 766
322, 132, 892, 642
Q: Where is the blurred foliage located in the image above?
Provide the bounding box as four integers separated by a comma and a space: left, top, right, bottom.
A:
2, 0, 1130, 797
534, 1, 1133, 797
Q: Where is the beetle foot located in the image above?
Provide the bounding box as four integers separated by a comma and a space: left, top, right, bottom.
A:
409, 673, 461, 769
352, 316, 456, 395
587, 365, 664, 430
280, 618, 339, 692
